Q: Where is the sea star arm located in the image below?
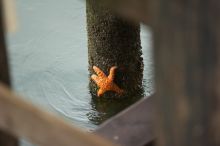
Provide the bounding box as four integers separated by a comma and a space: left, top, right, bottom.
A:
97, 89, 105, 97
93, 66, 106, 78
112, 84, 124, 94
108, 66, 117, 81
91, 74, 99, 84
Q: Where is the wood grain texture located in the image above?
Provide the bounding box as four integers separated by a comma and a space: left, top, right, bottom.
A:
0, 83, 117, 146
152, 0, 220, 146
96, 96, 155, 146
0, 0, 18, 145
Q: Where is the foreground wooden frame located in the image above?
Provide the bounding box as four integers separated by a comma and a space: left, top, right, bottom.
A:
0, 81, 154, 146
96, 97, 154, 146
0, 83, 117, 146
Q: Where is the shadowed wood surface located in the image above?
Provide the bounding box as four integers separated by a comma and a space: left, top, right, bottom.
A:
0, 0, 11, 85
96, 96, 155, 146
0, 83, 117, 146
95, 0, 151, 24
0, 0, 18, 145
152, 0, 220, 146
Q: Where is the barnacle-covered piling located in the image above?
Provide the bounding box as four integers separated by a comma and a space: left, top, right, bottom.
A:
86, 0, 144, 98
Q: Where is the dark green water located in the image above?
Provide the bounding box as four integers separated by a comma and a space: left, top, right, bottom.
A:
6, 0, 153, 145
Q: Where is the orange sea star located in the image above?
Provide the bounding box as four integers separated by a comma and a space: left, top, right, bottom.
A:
91, 66, 124, 97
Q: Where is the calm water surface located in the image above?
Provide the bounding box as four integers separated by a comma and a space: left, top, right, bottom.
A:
6, 0, 153, 145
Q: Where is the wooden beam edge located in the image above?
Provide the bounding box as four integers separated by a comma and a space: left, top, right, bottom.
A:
96, 96, 155, 146
0, 83, 117, 146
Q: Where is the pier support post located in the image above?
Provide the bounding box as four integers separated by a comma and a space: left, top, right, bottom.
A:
86, 0, 144, 98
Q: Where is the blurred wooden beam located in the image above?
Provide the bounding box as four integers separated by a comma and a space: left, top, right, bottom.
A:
0, 0, 11, 85
96, 96, 155, 146
0, 0, 18, 145
95, 0, 156, 25
0, 83, 117, 146
153, 0, 220, 146
2, 0, 17, 33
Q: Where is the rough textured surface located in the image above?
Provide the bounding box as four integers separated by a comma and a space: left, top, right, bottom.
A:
87, 0, 144, 98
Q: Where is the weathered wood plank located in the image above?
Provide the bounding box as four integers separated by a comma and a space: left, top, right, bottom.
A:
0, 0, 11, 85
0, 83, 117, 146
0, 0, 18, 145
96, 96, 155, 146
152, 0, 220, 146
95, 0, 152, 24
